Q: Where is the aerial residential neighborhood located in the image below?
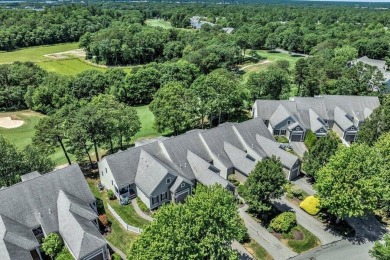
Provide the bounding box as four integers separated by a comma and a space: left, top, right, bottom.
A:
0, 1, 390, 260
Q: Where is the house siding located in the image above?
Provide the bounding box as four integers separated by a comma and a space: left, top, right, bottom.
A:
148, 173, 175, 209
136, 186, 151, 209
98, 159, 121, 194
332, 122, 345, 139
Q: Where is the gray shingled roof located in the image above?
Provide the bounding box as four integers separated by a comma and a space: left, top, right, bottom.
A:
0, 165, 105, 260
309, 108, 326, 132
254, 100, 297, 121
334, 106, 354, 130
200, 124, 247, 168
187, 151, 231, 188
224, 142, 256, 175
256, 135, 298, 169
135, 150, 178, 196
20, 171, 41, 182
169, 176, 192, 193
57, 191, 106, 259
269, 104, 292, 127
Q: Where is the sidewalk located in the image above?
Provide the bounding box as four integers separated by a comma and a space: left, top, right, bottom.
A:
238, 205, 297, 260
131, 199, 154, 222
231, 240, 254, 260
273, 197, 342, 245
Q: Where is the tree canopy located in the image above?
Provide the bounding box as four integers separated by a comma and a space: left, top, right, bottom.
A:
128, 185, 246, 259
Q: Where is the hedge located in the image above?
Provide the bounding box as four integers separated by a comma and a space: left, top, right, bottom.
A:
269, 211, 297, 233
304, 130, 317, 150
300, 196, 321, 215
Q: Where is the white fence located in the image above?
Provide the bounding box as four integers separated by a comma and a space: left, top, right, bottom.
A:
107, 204, 143, 234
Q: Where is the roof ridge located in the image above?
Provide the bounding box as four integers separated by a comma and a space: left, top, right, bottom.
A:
0, 164, 79, 192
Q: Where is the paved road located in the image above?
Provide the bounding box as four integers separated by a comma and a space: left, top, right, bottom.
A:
273, 197, 342, 245
292, 176, 315, 196
239, 205, 297, 260
290, 142, 308, 158
131, 199, 154, 222
231, 240, 254, 260
290, 239, 374, 260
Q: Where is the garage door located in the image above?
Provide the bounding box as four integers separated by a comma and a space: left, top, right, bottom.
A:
290, 134, 302, 142
289, 167, 300, 180
175, 189, 190, 203
345, 134, 356, 142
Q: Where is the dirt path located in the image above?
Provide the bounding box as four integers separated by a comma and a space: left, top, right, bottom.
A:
239, 60, 271, 71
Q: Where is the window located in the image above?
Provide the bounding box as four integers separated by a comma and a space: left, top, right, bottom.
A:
296, 126, 301, 130
319, 128, 324, 133
280, 129, 286, 135
287, 120, 291, 125
180, 183, 185, 188
32, 226, 44, 243
105, 168, 107, 173
152, 196, 160, 205
161, 192, 167, 201
101, 171, 104, 176
111, 180, 113, 185
273, 129, 280, 135
166, 178, 171, 184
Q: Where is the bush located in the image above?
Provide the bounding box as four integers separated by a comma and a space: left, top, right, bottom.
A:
228, 174, 240, 186
98, 213, 109, 226
291, 186, 304, 200
300, 196, 321, 215
304, 130, 317, 150
96, 199, 104, 214
111, 253, 122, 260
56, 248, 73, 260
269, 212, 297, 233
274, 135, 290, 143
136, 197, 149, 213
41, 233, 63, 259
237, 184, 245, 195
107, 190, 116, 200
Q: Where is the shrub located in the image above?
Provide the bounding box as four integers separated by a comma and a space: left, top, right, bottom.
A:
96, 199, 104, 214
136, 197, 149, 213
304, 130, 317, 150
274, 135, 290, 143
269, 212, 297, 233
98, 213, 109, 226
107, 190, 116, 200
56, 248, 73, 260
228, 174, 240, 186
237, 184, 245, 195
111, 253, 122, 260
41, 233, 63, 259
300, 196, 321, 215
291, 186, 304, 200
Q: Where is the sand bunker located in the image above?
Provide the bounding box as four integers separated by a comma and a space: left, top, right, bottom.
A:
44, 49, 86, 60
0, 117, 24, 128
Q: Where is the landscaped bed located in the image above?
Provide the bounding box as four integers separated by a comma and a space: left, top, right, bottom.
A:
242, 239, 273, 260
276, 224, 320, 253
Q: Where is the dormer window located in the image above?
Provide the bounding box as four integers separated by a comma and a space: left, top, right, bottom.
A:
320, 128, 324, 132
296, 126, 301, 130
32, 226, 44, 242
166, 178, 171, 184
287, 120, 291, 125
180, 183, 185, 188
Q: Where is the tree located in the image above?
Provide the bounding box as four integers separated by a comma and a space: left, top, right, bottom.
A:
246, 68, 290, 101
41, 233, 63, 259
302, 132, 340, 180
242, 157, 287, 214
315, 144, 389, 219
358, 96, 390, 146
294, 58, 309, 94
113, 105, 141, 149
0, 135, 24, 186
374, 133, 390, 216
369, 233, 390, 260
150, 82, 196, 135
22, 145, 55, 174
33, 116, 72, 165
128, 185, 246, 259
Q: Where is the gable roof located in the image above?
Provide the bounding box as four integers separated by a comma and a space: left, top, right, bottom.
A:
269, 104, 294, 127
57, 191, 106, 259
0, 165, 105, 260
169, 176, 192, 193
309, 108, 326, 132
187, 151, 231, 188
224, 142, 256, 175
135, 150, 178, 196
334, 106, 354, 130
256, 135, 298, 169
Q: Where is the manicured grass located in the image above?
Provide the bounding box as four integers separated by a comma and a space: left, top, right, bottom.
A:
243, 239, 273, 260
110, 199, 149, 228
0, 110, 72, 165
283, 225, 320, 253
0, 43, 79, 64
255, 50, 303, 69
145, 19, 173, 29
38, 58, 107, 75
88, 178, 141, 255
133, 105, 164, 140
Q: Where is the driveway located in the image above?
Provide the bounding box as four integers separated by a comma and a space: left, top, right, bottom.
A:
239, 205, 297, 260
273, 197, 342, 245
292, 176, 315, 196
231, 240, 254, 260
290, 142, 307, 158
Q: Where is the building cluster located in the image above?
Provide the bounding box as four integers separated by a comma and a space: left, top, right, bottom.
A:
253, 95, 380, 143
99, 117, 300, 210
190, 16, 234, 33
0, 166, 108, 260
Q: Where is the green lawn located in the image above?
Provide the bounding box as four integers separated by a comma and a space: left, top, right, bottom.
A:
0, 43, 79, 64
243, 239, 273, 260
255, 50, 304, 69
0, 106, 159, 166
284, 225, 320, 253
38, 58, 107, 75
145, 19, 173, 29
